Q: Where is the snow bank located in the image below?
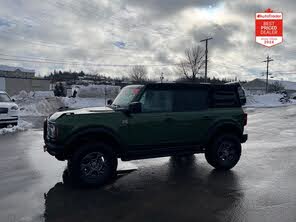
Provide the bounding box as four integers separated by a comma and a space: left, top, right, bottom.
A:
61, 97, 106, 109
13, 91, 64, 116
0, 120, 32, 135
12, 88, 113, 116
66, 84, 120, 108
18, 97, 64, 116
245, 93, 296, 108
12, 90, 54, 100
73, 84, 120, 98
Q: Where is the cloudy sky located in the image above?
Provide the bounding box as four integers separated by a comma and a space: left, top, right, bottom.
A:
0, 0, 295, 81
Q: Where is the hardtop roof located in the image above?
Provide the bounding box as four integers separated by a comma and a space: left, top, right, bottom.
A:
144, 83, 239, 90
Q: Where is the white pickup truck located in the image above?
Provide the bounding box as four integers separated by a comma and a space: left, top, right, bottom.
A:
0, 91, 19, 128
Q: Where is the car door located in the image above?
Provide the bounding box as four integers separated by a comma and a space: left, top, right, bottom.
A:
127, 88, 176, 149
166, 88, 213, 145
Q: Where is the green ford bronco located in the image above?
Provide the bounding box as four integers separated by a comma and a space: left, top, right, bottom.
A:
44, 83, 248, 186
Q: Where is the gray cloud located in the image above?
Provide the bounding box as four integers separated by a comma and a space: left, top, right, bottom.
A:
225, 1, 265, 16
0, 0, 295, 81
190, 23, 241, 51
123, 0, 221, 18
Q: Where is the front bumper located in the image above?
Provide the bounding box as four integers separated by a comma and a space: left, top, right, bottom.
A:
0, 116, 18, 126
241, 134, 248, 143
43, 118, 66, 160
44, 141, 67, 160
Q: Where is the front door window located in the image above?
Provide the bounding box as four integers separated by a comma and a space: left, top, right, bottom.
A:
140, 89, 173, 113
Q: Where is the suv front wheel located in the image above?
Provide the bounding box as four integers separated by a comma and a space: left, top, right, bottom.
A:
68, 142, 118, 187
205, 134, 241, 170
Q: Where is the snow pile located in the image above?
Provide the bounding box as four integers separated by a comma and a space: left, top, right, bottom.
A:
12, 89, 112, 116
74, 85, 120, 98
245, 93, 296, 108
30, 91, 54, 98
18, 98, 63, 116
61, 84, 121, 109
61, 97, 106, 109
0, 120, 32, 135
12, 90, 29, 100
12, 90, 54, 100
13, 91, 64, 116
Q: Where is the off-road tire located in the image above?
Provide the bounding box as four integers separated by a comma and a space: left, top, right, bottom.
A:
205, 134, 241, 170
68, 142, 118, 187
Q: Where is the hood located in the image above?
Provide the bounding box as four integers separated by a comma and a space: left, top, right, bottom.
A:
0, 101, 18, 108
49, 106, 114, 121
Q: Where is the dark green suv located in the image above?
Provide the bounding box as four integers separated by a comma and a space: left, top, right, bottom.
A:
44, 83, 248, 186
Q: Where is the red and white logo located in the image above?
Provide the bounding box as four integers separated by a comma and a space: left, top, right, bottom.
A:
255, 8, 283, 47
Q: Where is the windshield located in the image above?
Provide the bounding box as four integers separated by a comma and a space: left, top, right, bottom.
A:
112, 85, 143, 108
0, 93, 12, 102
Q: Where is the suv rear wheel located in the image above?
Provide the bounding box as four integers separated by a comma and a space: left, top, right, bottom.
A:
68, 142, 118, 187
205, 134, 241, 170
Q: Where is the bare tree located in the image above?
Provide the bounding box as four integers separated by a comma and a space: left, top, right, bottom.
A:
177, 45, 205, 81
129, 65, 148, 83
268, 81, 285, 93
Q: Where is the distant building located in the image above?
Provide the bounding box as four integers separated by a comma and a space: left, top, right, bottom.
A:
0, 65, 50, 96
243, 78, 296, 96
0, 76, 50, 96
0, 65, 35, 78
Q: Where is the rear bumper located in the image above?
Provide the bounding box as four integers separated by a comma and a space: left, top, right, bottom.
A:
241, 134, 248, 143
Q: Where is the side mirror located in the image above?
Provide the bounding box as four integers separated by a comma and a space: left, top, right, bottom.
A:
129, 102, 142, 113
107, 99, 113, 106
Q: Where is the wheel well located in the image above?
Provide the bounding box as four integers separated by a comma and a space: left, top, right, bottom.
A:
65, 132, 122, 158
207, 124, 242, 146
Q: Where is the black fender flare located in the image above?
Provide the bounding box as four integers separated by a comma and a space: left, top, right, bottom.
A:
206, 120, 243, 145
64, 125, 125, 155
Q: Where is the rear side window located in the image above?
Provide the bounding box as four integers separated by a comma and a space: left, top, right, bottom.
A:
212, 90, 239, 107
174, 89, 208, 112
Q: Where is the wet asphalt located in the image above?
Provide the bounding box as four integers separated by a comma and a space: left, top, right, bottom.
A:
1, 106, 296, 222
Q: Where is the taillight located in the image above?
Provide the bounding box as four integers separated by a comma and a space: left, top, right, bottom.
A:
243, 113, 248, 126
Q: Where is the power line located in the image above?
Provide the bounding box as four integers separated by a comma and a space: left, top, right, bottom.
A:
0, 34, 164, 59
272, 72, 296, 75
272, 70, 296, 74
0, 57, 177, 67
0, 53, 76, 63
0, 27, 172, 57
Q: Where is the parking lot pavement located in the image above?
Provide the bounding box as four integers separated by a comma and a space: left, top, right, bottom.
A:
1, 106, 296, 222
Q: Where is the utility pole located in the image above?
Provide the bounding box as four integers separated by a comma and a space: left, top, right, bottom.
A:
160, 72, 164, 83
263, 55, 274, 93
200, 37, 213, 82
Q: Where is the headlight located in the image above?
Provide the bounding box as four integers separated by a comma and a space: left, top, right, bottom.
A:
47, 122, 57, 139
11, 106, 18, 110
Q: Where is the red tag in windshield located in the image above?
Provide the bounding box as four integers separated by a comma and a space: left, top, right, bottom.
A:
132, 88, 140, 94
